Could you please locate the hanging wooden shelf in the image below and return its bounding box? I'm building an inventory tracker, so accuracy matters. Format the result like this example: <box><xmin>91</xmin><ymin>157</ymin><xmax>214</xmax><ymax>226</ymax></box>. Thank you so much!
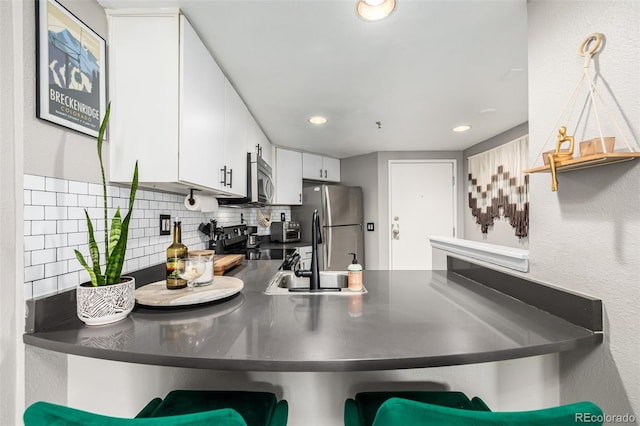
<box><xmin>524</xmin><ymin>152</ymin><xmax>640</xmax><ymax>174</ymax></box>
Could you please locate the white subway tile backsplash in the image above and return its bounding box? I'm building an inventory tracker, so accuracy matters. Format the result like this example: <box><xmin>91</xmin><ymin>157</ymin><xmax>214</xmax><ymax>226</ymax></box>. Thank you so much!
<box><xmin>31</xmin><ymin>248</ymin><xmax>56</xmax><ymax>265</ymax></box>
<box><xmin>32</xmin><ymin>220</ymin><xmax>57</xmax><ymax>235</ymax></box>
<box><xmin>32</xmin><ymin>277</ymin><xmax>58</xmax><ymax>298</ymax></box>
<box><xmin>31</xmin><ymin>190</ymin><xmax>57</xmax><ymax>206</ymax></box>
<box><xmin>45</xmin><ymin>206</ymin><xmax>67</xmax><ymax>221</ymax></box>
<box><xmin>57</xmin><ymin>193</ymin><xmax>78</xmax><ymax>206</ymax></box>
<box><xmin>57</xmin><ymin>220</ymin><xmax>78</xmax><ymax>234</ymax></box>
<box><xmin>24</xmin><ymin>235</ymin><xmax>45</xmax><ymax>251</ymax></box>
<box><xmin>24</xmin><ymin>175</ymin><xmax>45</xmax><ymax>190</ymax></box>
<box><xmin>24</xmin><ymin>283</ymin><xmax>33</xmax><ymax>300</ymax></box>
<box><xmin>88</xmin><ymin>183</ymin><xmax>102</xmax><ymax>196</ymax></box>
<box><xmin>45</xmin><ymin>177</ymin><xmax>68</xmax><ymax>193</ymax></box>
<box><xmin>46</xmin><ymin>234</ymin><xmax>68</xmax><ymax>249</ymax></box>
<box><xmin>23</xmin><ymin>173</ymin><xmax>291</xmax><ymax>300</ymax></box>
<box><xmin>24</xmin><ymin>205</ymin><xmax>45</xmax><ymax>221</ymax></box>
<box><xmin>25</xmin><ymin>265</ymin><xmax>45</xmax><ymax>282</ymax></box>
<box><xmin>45</xmin><ymin>261</ymin><xmax>68</xmax><ymax>278</ymax></box>
<box><xmin>77</xmin><ymin>194</ymin><xmax>97</xmax><ymax>208</ymax></box>
<box><xmin>68</xmin><ymin>180</ymin><xmax>88</xmax><ymax>194</ymax></box>
<box><xmin>56</xmin><ymin>246</ymin><xmax>76</xmax><ymax>261</ymax></box>
<box><xmin>57</xmin><ymin>272</ymin><xmax>80</xmax><ymax>291</ymax></box>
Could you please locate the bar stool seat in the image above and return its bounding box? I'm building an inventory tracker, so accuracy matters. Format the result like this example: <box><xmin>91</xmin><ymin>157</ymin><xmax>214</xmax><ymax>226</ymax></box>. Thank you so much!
<box><xmin>370</xmin><ymin>397</ymin><xmax>603</xmax><ymax>426</ymax></box>
<box><xmin>25</xmin><ymin>390</ymin><xmax>288</xmax><ymax>426</ymax></box>
<box><xmin>344</xmin><ymin>391</ymin><xmax>490</xmax><ymax>426</ymax></box>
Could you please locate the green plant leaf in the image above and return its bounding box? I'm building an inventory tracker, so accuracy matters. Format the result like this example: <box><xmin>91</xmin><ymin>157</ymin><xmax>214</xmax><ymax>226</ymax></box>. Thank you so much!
<box><xmin>98</xmin><ymin>102</ymin><xmax>111</xmax><ymax>258</ymax></box>
<box><xmin>108</xmin><ymin>208</ymin><xmax>122</xmax><ymax>260</ymax></box>
<box><xmin>105</xmin><ymin>161</ymin><xmax>138</xmax><ymax>285</ymax></box>
<box><xmin>74</xmin><ymin>249</ymin><xmax>98</xmax><ymax>287</ymax></box>
<box><xmin>84</xmin><ymin>209</ymin><xmax>105</xmax><ymax>286</ymax></box>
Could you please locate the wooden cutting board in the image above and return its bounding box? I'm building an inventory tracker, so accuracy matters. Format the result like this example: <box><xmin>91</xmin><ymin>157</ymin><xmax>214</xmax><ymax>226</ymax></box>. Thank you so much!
<box><xmin>213</xmin><ymin>254</ymin><xmax>245</xmax><ymax>275</ymax></box>
<box><xmin>135</xmin><ymin>277</ymin><xmax>243</xmax><ymax>307</ymax></box>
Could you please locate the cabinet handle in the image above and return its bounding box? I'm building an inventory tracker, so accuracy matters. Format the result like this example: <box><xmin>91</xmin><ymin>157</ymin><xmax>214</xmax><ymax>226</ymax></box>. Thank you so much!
<box><xmin>220</xmin><ymin>166</ymin><xmax>227</xmax><ymax>186</ymax></box>
<box><xmin>299</xmin><ymin>193</ymin><xmax>302</xmax><ymax>203</ymax></box>
<box><xmin>227</xmin><ymin>168</ymin><xmax>233</xmax><ymax>188</ymax></box>
<box><xmin>259</xmin><ymin>145</ymin><xmax>263</xmax><ymax>157</ymax></box>
<box><xmin>320</xmin><ymin>169</ymin><xmax>323</xmax><ymax>178</ymax></box>
<box><xmin>324</xmin><ymin>169</ymin><xmax>327</xmax><ymax>179</ymax></box>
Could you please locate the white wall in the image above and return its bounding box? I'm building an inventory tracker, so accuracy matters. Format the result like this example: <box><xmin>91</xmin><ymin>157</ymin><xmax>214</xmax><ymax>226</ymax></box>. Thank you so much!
<box><xmin>1</xmin><ymin>1</ymin><xmax>25</xmax><ymax>424</ymax></box>
<box><xmin>527</xmin><ymin>0</ymin><xmax>639</xmax><ymax>420</ymax></box>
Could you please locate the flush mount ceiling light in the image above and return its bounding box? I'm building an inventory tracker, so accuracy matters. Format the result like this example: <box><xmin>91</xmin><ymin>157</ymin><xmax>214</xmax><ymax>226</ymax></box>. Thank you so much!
<box><xmin>308</xmin><ymin>116</ymin><xmax>328</xmax><ymax>125</ymax></box>
<box><xmin>356</xmin><ymin>0</ymin><xmax>396</xmax><ymax>21</ymax></box>
<box><xmin>452</xmin><ymin>125</ymin><xmax>472</xmax><ymax>132</ymax></box>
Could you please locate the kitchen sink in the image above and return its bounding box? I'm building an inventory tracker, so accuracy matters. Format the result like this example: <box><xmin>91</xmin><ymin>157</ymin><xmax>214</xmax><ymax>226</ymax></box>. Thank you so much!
<box><xmin>264</xmin><ymin>271</ymin><xmax>367</xmax><ymax>295</ymax></box>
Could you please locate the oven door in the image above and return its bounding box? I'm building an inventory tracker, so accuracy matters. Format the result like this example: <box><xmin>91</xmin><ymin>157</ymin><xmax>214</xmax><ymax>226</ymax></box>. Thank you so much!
<box><xmin>255</xmin><ymin>157</ymin><xmax>274</xmax><ymax>204</ymax></box>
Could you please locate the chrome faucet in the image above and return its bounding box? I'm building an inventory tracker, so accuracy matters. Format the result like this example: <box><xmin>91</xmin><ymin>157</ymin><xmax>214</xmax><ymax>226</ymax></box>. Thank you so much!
<box><xmin>291</xmin><ymin>209</ymin><xmax>340</xmax><ymax>292</ymax></box>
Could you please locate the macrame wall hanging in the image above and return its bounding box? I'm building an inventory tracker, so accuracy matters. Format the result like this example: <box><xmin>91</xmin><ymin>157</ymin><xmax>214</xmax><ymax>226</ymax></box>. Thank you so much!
<box><xmin>468</xmin><ymin>135</ymin><xmax>529</xmax><ymax>238</ymax></box>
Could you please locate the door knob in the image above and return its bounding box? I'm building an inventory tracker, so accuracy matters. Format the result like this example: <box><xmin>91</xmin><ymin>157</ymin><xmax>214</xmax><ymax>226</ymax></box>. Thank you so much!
<box><xmin>391</xmin><ymin>223</ymin><xmax>400</xmax><ymax>240</ymax></box>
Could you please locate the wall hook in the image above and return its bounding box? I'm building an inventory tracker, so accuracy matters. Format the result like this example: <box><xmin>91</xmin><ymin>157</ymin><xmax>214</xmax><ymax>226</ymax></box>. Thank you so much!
<box><xmin>376</xmin><ymin>121</ymin><xmax>382</xmax><ymax>129</ymax></box>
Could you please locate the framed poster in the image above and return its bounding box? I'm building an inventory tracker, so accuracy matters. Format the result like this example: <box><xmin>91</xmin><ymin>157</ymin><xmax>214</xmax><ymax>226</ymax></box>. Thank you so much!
<box><xmin>36</xmin><ymin>0</ymin><xmax>107</xmax><ymax>138</ymax></box>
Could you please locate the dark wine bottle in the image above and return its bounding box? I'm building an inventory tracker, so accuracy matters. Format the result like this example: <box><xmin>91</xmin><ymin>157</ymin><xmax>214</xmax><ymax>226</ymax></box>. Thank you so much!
<box><xmin>166</xmin><ymin>221</ymin><xmax>188</xmax><ymax>289</ymax></box>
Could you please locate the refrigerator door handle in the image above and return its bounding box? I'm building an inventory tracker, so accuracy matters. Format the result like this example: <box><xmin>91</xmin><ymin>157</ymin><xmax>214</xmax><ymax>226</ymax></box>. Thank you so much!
<box><xmin>325</xmin><ymin>226</ymin><xmax>332</xmax><ymax>269</ymax></box>
<box><xmin>323</xmin><ymin>185</ymin><xmax>332</xmax><ymax>227</ymax></box>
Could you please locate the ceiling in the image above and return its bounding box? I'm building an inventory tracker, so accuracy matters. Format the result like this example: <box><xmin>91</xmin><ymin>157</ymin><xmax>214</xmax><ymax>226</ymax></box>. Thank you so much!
<box><xmin>98</xmin><ymin>0</ymin><xmax>529</xmax><ymax>159</ymax></box>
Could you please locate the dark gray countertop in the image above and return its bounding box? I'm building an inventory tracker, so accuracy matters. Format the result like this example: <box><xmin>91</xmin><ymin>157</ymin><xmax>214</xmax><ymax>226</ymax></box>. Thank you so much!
<box><xmin>23</xmin><ymin>260</ymin><xmax>602</xmax><ymax>371</ymax></box>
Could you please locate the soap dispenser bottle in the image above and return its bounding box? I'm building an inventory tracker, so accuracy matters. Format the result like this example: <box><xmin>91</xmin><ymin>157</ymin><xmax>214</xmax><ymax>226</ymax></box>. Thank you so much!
<box><xmin>347</xmin><ymin>252</ymin><xmax>363</xmax><ymax>292</ymax></box>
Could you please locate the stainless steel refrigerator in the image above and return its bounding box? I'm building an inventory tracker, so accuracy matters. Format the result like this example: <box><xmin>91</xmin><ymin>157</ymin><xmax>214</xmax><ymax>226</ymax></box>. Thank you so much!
<box><xmin>292</xmin><ymin>185</ymin><xmax>365</xmax><ymax>271</ymax></box>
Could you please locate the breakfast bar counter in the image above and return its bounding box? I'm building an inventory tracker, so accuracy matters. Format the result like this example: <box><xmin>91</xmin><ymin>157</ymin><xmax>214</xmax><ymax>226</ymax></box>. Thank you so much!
<box><xmin>23</xmin><ymin>258</ymin><xmax>602</xmax><ymax>372</ymax></box>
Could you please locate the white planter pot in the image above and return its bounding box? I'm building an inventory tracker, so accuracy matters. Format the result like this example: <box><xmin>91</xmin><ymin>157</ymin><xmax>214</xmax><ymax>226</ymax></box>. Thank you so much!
<box><xmin>76</xmin><ymin>277</ymin><xmax>135</xmax><ymax>326</ymax></box>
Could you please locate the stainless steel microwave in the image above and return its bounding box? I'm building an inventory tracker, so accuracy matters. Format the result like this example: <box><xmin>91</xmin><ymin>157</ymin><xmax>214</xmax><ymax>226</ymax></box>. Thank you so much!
<box><xmin>218</xmin><ymin>153</ymin><xmax>274</xmax><ymax>206</ymax></box>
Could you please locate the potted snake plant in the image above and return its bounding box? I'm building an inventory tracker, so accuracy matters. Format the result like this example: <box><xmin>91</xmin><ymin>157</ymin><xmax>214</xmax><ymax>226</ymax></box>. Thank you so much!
<box><xmin>74</xmin><ymin>103</ymin><xmax>139</xmax><ymax>325</ymax></box>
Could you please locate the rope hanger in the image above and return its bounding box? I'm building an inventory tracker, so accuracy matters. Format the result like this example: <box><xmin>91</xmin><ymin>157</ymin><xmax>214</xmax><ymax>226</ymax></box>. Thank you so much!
<box><xmin>530</xmin><ymin>32</ymin><xmax>636</xmax><ymax>170</ymax></box>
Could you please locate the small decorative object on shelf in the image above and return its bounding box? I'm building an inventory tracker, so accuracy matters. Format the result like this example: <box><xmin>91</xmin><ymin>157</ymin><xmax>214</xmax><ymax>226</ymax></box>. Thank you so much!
<box><xmin>525</xmin><ymin>32</ymin><xmax>640</xmax><ymax>190</ymax></box>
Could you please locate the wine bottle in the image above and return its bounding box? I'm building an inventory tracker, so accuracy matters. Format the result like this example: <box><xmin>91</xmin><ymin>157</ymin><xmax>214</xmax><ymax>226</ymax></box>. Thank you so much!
<box><xmin>166</xmin><ymin>221</ymin><xmax>188</xmax><ymax>289</ymax></box>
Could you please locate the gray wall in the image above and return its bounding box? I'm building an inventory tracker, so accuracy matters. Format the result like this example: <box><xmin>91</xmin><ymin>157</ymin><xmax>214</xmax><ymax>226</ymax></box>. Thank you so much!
<box><xmin>462</xmin><ymin>122</ymin><xmax>529</xmax><ymax>248</ymax></box>
<box><xmin>339</xmin><ymin>152</ymin><xmax>379</xmax><ymax>269</ymax></box>
<box><xmin>528</xmin><ymin>0</ymin><xmax>639</xmax><ymax>418</ymax></box>
<box><xmin>23</xmin><ymin>0</ymin><xmax>108</xmax><ymax>184</ymax></box>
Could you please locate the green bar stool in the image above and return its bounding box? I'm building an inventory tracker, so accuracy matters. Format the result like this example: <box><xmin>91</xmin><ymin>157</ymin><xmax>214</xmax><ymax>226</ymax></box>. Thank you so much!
<box><xmin>25</xmin><ymin>390</ymin><xmax>288</xmax><ymax>426</ymax></box>
<box><xmin>370</xmin><ymin>397</ymin><xmax>602</xmax><ymax>426</ymax></box>
<box><xmin>344</xmin><ymin>391</ymin><xmax>603</xmax><ymax>426</ymax></box>
<box><xmin>344</xmin><ymin>391</ymin><xmax>490</xmax><ymax>426</ymax></box>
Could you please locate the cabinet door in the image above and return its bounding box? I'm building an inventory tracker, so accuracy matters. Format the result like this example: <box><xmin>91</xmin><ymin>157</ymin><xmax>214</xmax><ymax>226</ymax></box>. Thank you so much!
<box><xmin>302</xmin><ymin>152</ymin><xmax>324</xmax><ymax>180</ymax></box>
<box><xmin>323</xmin><ymin>156</ymin><xmax>341</xmax><ymax>182</ymax></box>
<box><xmin>179</xmin><ymin>15</ymin><xmax>226</xmax><ymax>190</ymax></box>
<box><xmin>223</xmin><ymin>79</ymin><xmax>248</xmax><ymax>196</ymax></box>
<box><xmin>108</xmin><ymin>13</ymin><xmax>179</xmax><ymax>184</ymax></box>
<box><xmin>247</xmin><ymin>115</ymin><xmax>272</xmax><ymax>167</ymax></box>
<box><xmin>275</xmin><ymin>148</ymin><xmax>302</xmax><ymax>205</ymax></box>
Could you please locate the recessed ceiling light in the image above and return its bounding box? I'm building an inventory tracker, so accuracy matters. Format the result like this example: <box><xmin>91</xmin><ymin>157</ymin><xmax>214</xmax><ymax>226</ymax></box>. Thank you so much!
<box><xmin>452</xmin><ymin>125</ymin><xmax>472</xmax><ymax>132</ymax></box>
<box><xmin>356</xmin><ymin>0</ymin><xmax>396</xmax><ymax>21</ymax></box>
<box><xmin>309</xmin><ymin>116</ymin><xmax>328</xmax><ymax>125</ymax></box>
<box><xmin>479</xmin><ymin>108</ymin><xmax>496</xmax><ymax>114</ymax></box>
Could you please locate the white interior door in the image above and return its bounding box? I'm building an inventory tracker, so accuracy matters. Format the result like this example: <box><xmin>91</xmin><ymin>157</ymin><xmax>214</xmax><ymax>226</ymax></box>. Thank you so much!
<box><xmin>389</xmin><ymin>160</ymin><xmax>456</xmax><ymax>270</ymax></box>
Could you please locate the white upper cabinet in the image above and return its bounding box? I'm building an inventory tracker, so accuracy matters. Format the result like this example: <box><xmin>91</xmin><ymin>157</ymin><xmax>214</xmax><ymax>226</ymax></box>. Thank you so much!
<box><xmin>107</xmin><ymin>10</ymin><xmax>246</xmax><ymax>197</ymax></box>
<box><xmin>275</xmin><ymin>148</ymin><xmax>302</xmax><ymax>205</ymax></box>
<box><xmin>223</xmin><ymin>80</ymin><xmax>248</xmax><ymax>196</ymax></box>
<box><xmin>179</xmin><ymin>16</ymin><xmax>226</xmax><ymax>191</ymax></box>
<box><xmin>302</xmin><ymin>152</ymin><xmax>341</xmax><ymax>182</ymax></box>
<box><xmin>247</xmin><ymin>114</ymin><xmax>272</xmax><ymax>167</ymax></box>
